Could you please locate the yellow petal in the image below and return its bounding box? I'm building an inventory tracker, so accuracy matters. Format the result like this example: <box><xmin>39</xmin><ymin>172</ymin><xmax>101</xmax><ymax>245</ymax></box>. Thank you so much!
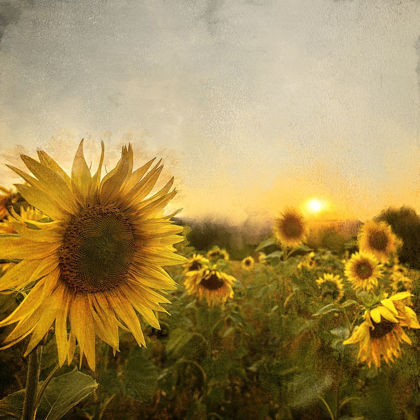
<box><xmin>71</xmin><ymin>139</ymin><xmax>92</xmax><ymax>204</ymax></box>
<box><xmin>100</xmin><ymin>145</ymin><xmax>133</xmax><ymax>204</ymax></box>
<box><xmin>24</xmin><ymin>286</ymin><xmax>62</xmax><ymax>356</ymax></box>
<box><xmin>0</xmin><ymin>259</ymin><xmax>41</xmax><ymax>291</ymax></box>
<box><xmin>0</xmin><ymin>279</ymin><xmax>46</xmax><ymax>326</ymax></box>
<box><xmin>0</xmin><ymin>236</ymin><xmax>60</xmax><ymax>260</ymax></box>
<box><xmin>88</xmin><ymin>141</ymin><xmax>105</xmax><ymax>203</ymax></box>
<box><xmin>55</xmin><ymin>288</ymin><xmax>71</xmax><ymax>366</ymax></box>
<box><xmin>11</xmin><ymin>222</ymin><xmax>61</xmax><ymax>243</ymax></box>
<box><xmin>370</xmin><ymin>308</ymin><xmax>382</xmax><ymax>323</ymax></box>
<box><xmin>123</xmin><ymin>163</ymin><xmax>163</xmax><ymax>207</ymax></box>
<box><xmin>377</xmin><ymin>306</ymin><xmax>398</xmax><ymax>323</ymax></box>
<box><xmin>111</xmin><ymin>292</ymin><xmax>145</xmax><ymax>347</ymax></box>
<box><xmin>390</xmin><ymin>291</ymin><xmax>412</xmax><ymax>301</ymax></box>
<box><xmin>20</xmin><ymin>155</ymin><xmax>79</xmax><ymax>214</ymax></box>
<box><xmin>15</xmin><ymin>184</ymin><xmax>66</xmax><ymax>221</ymax></box>
<box><xmin>37</xmin><ymin>150</ymin><xmax>72</xmax><ymax>188</ymax></box>
<box><xmin>122</xmin><ymin>157</ymin><xmax>156</xmax><ymax>194</ymax></box>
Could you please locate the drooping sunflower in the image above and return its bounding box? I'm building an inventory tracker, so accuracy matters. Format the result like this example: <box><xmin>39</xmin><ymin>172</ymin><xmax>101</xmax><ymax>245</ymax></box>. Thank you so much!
<box><xmin>358</xmin><ymin>220</ymin><xmax>401</xmax><ymax>263</ymax></box>
<box><xmin>316</xmin><ymin>273</ymin><xmax>344</xmax><ymax>303</ymax></box>
<box><xmin>241</xmin><ymin>256</ymin><xmax>255</xmax><ymax>271</ymax></box>
<box><xmin>183</xmin><ymin>254</ymin><xmax>209</xmax><ymax>273</ymax></box>
<box><xmin>273</xmin><ymin>209</ymin><xmax>308</xmax><ymax>248</ymax></box>
<box><xmin>207</xmin><ymin>246</ymin><xmax>230</xmax><ymax>261</ymax></box>
<box><xmin>343</xmin><ymin>292</ymin><xmax>420</xmax><ymax>367</ymax></box>
<box><xmin>345</xmin><ymin>252</ymin><xmax>383</xmax><ymax>292</ymax></box>
<box><xmin>0</xmin><ymin>141</ymin><xmax>184</xmax><ymax>370</ymax></box>
<box><xmin>184</xmin><ymin>268</ymin><xmax>236</xmax><ymax>306</ymax></box>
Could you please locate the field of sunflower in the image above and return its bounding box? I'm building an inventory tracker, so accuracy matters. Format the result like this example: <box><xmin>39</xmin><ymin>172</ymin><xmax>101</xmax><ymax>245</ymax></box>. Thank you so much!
<box><xmin>1</xmin><ymin>143</ymin><xmax>420</xmax><ymax>420</ymax></box>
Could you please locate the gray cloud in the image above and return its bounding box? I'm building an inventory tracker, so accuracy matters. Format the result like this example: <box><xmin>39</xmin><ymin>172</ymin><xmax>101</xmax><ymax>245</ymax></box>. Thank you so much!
<box><xmin>0</xmin><ymin>0</ymin><xmax>32</xmax><ymax>47</ymax></box>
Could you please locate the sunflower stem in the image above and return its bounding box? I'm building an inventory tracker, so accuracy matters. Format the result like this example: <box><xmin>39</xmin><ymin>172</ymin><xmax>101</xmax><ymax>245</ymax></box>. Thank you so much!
<box><xmin>22</xmin><ymin>346</ymin><xmax>42</xmax><ymax>420</ymax></box>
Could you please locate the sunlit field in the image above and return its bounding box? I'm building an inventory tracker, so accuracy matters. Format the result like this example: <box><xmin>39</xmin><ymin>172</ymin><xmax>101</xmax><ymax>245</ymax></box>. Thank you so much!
<box><xmin>1</xmin><ymin>143</ymin><xmax>420</xmax><ymax>420</ymax></box>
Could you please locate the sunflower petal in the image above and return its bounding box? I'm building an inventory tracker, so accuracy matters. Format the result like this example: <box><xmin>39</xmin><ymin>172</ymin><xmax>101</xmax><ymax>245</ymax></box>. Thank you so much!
<box><xmin>71</xmin><ymin>139</ymin><xmax>92</xmax><ymax>203</ymax></box>
<box><xmin>15</xmin><ymin>184</ymin><xmax>66</xmax><ymax>221</ymax></box>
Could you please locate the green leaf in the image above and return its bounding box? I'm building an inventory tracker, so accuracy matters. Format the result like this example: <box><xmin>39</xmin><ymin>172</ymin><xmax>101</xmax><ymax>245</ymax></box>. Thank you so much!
<box><xmin>265</xmin><ymin>250</ymin><xmax>284</xmax><ymax>260</ymax></box>
<box><xmin>122</xmin><ymin>347</ymin><xmax>158</xmax><ymax>402</ymax></box>
<box><xmin>0</xmin><ymin>368</ymin><xmax>97</xmax><ymax>420</ymax></box>
<box><xmin>39</xmin><ymin>368</ymin><xmax>97</xmax><ymax>420</ymax></box>
<box><xmin>341</xmin><ymin>299</ymin><xmax>358</xmax><ymax>308</ymax></box>
<box><xmin>256</xmin><ymin>236</ymin><xmax>277</xmax><ymax>251</ymax></box>
<box><xmin>0</xmin><ymin>389</ymin><xmax>24</xmax><ymax>419</ymax></box>
<box><xmin>166</xmin><ymin>328</ymin><xmax>194</xmax><ymax>357</ymax></box>
<box><xmin>330</xmin><ymin>327</ymin><xmax>349</xmax><ymax>340</ymax></box>
<box><xmin>313</xmin><ymin>303</ymin><xmax>341</xmax><ymax>317</ymax></box>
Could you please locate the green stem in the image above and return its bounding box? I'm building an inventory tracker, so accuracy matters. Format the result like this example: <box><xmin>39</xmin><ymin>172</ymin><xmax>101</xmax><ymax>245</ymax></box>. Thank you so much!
<box><xmin>318</xmin><ymin>395</ymin><xmax>335</xmax><ymax>420</ymax></box>
<box><xmin>22</xmin><ymin>347</ymin><xmax>42</xmax><ymax>420</ymax></box>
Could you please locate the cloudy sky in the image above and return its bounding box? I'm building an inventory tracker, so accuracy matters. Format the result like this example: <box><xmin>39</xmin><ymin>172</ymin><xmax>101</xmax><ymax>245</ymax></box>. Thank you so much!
<box><xmin>1</xmin><ymin>0</ymin><xmax>420</xmax><ymax>223</ymax></box>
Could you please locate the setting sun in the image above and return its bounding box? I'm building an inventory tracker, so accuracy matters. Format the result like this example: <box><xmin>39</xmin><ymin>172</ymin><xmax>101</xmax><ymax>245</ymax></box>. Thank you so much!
<box><xmin>306</xmin><ymin>198</ymin><xmax>324</xmax><ymax>214</ymax></box>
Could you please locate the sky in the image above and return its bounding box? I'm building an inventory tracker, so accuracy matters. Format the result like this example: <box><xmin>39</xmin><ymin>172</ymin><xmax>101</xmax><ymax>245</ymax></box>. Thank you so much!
<box><xmin>1</xmin><ymin>0</ymin><xmax>420</xmax><ymax>224</ymax></box>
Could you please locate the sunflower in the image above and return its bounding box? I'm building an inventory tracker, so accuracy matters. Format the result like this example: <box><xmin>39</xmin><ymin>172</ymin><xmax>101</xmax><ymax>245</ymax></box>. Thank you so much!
<box><xmin>184</xmin><ymin>268</ymin><xmax>236</xmax><ymax>306</ymax></box>
<box><xmin>183</xmin><ymin>254</ymin><xmax>209</xmax><ymax>273</ymax></box>
<box><xmin>343</xmin><ymin>292</ymin><xmax>420</xmax><ymax>367</ymax></box>
<box><xmin>297</xmin><ymin>251</ymin><xmax>316</xmax><ymax>270</ymax></box>
<box><xmin>0</xmin><ymin>205</ymin><xmax>45</xmax><ymax>234</ymax></box>
<box><xmin>258</xmin><ymin>252</ymin><xmax>267</xmax><ymax>264</ymax></box>
<box><xmin>316</xmin><ymin>273</ymin><xmax>344</xmax><ymax>303</ymax></box>
<box><xmin>207</xmin><ymin>246</ymin><xmax>230</xmax><ymax>261</ymax></box>
<box><xmin>0</xmin><ymin>187</ymin><xmax>19</xmax><ymax>221</ymax></box>
<box><xmin>358</xmin><ymin>220</ymin><xmax>401</xmax><ymax>263</ymax></box>
<box><xmin>273</xmin><ymin>209</ymin><xmax>308</xmax><ymax>248</ymax></box>
<box><xmin>345</xmin><ymin>252</ymin><xmax>383</xmax><ymax>292</ymax></box>
<box><xmin>0</xmin><ymin>141</ymin><xmax>184</xmax><ymax>370</ymax></box>
<box><xmin>241</xmin><ymin>256</ymin><xmax>255</xmax><ymax>271</ymax></box>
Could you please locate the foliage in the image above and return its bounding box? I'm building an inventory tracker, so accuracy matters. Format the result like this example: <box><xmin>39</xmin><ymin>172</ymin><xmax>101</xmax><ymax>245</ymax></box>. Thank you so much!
<box><xmin>1</xmin><ymin>227</ymin><xmax>420</xmax><ymax>419</ymax></box>
<box><xmin>375</xmin><ymin>205</ymin><xmax>420</xmax><ymax>269</ymax></box>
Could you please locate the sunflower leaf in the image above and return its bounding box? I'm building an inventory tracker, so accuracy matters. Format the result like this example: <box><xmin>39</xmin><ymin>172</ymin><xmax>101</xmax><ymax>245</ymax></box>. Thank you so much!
<box><xmin>313</xmin><ymin>303</ymin><xmax>341</xmax><ymax>317</ymax></box>
<box><xmin>39</xmin><ymin>368</ymin><xmax>98</xmax><ymax>420</ymax></box>
<box><xmin>122</xmin><ymin>347</ymin><xmax>158</xmax><ymax>402</ymax></box>
<box><xmin>0</xmin><ymin>388</ymin><xmax>24</xmax><ymax>419</ymax></box>
<box><xmin>256</xmin><ymin>236</ymin><xmax>277</xmax><ymax>251</ymax></box>
<box><xmin>0</xmin><ymin>368</ymin><xmax>97</xmax><ymax>420</ymax></box>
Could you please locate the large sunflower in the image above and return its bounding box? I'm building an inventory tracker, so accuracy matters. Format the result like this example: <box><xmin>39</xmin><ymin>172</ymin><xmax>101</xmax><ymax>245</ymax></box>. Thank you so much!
<box><xmin>343</xmin><ymin>292</ymin><xmax>420</xmax><ymax>367</ymax></box>
<box><xmin>273</xmin><ymin>209</ymin><xmax>308</xmax><ymax>248</ymax></box>
<box><xmin>184</xmin><ymin>268</ymin><xmax>236</xmax><ymax>306</ymax></box>
<box><xmin>345</xmin><ymin>252</ymin><xmax>383</xmax><ymax>292</ymax></box>
<box><xmin>358</xmin><ymin>220</ymin><xmax>401</xmax><ymax>263</ymax></box>
<box><xmin>316</xmin><ymin>273</ymin><xmax>344</xmax><ymax>303</ymax></box>
<box><xmin>0</xmin><ymin>141</ymin><xmax>184</xmax><ymax>370</ymax></box>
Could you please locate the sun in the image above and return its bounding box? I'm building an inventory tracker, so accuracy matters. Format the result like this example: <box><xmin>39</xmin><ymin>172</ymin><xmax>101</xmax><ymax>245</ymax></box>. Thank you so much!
<box><xmin>305</xmin><ymin>198</ymin><xmax>324</xmax><ymax>215</ymax></box>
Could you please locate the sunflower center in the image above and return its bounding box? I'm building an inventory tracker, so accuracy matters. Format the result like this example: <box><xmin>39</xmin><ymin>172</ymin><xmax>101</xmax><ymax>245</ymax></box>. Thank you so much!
<box><xmin>189</xmin><ymin>261</ymin><xmax>202</xmax><ymax>271</ymax></box>
<box><xmin>59</xmin><ymin>204</ymin><xmax>135</xmax><ymax>293</ymax></box>
<box><xmin>355</xmin><ymin>261</ymin><xmax>373</xmax><ymax>280</ymax></box>
<box><xmin>281</xmin><ymin>216</ymin><xmax>304</xmax><ymax>239</ymax></box>
<box><xmin>369</xmin><ymin>319</ymin><xmax>395</xmax><ymax>339</ymax></box>
<box><xmin>201</xmin><ymin>273</ymin><xmax>225</xmax><ymax>291</ymax></box>
<box><xmin>368</xmin><ymin>230</ymin><xmax>389</xmax><ymax>251</ymax></box>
